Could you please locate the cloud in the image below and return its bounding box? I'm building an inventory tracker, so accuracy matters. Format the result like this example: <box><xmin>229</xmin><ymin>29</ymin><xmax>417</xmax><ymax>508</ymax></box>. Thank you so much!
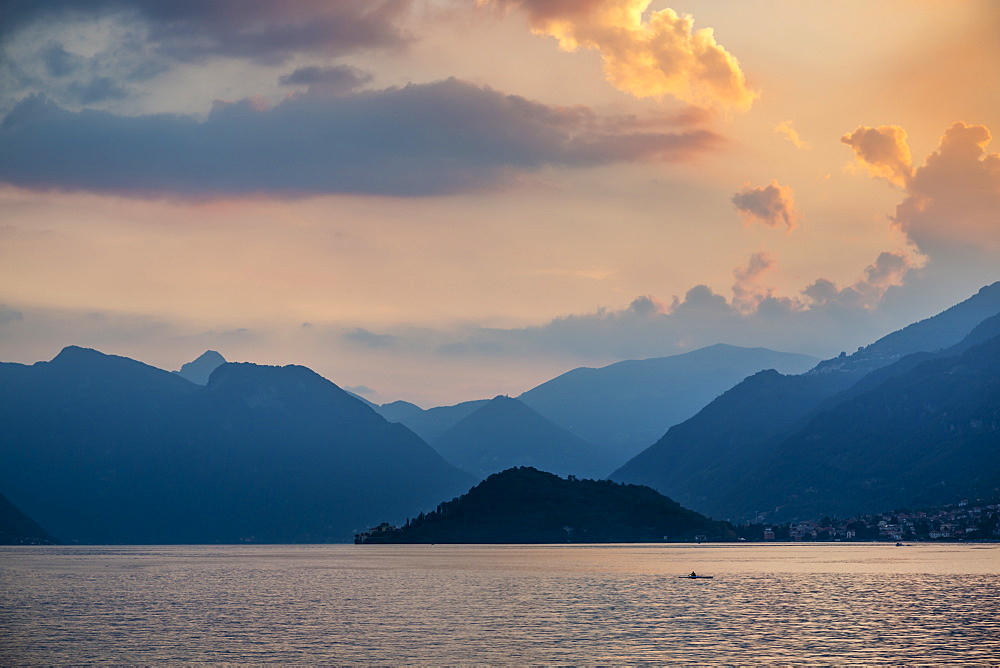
<box><xmin>0</xmin><ymin>304</ymin><xmax>25</xmax><ymax>324</ymax></box>
<box><xmin>278</xmin><ymin>65</ymin><xmax>373</xmax><ymax>93</ymax></box>
<box><xmin>803</xmin><ymin>251</ymin><xmax>914</xmax><ymax>310</ymax></box>
<box><xmin>0</xmin><ymin>0</ymin><xmax>413</xmax><ymax>63</ymax></box>
<box><xmin>343</xmin><ymin>328</ymin><xmax>397</xmax><ymax>349</ymax></box>
<box><xmin>841</xmin><ymin>125</ymin><xmax>913</xmax><ymax>188</ymax></box>
<box><xmin>330</xmin><ymin>246</ymin><xmax>922</xmax><ymax>366</ymax></box>
<box><xmin>485</xmin><ymin>0</ymin><xmax>757</xmax><ymax>111</ymax></box>
<box><xmin>731</xmin><ymin>181</ymin><xmax>799</xmax><ymax>231</ymax></box>
<box><xmin>774</xmin><ymin>120</ymin><xmax>809</xmax><ymax>149</ymax></box>
<box><xmin>0</xmin><ymin>1</ymin><xmax>414</xmax><ymax>114</ymax></box>
<box><xmin>894</xmin><ymin>121</ymin><xmax>1000</xmax><ymax>257</ymax></box>
<box><xmin>844</xmin><ymin>121</ymin><xmax>1000</xmax><ymax>262</ymax></box>
<box><xmin>731</xmin><ymin>251</ymin><xmax>779</xmax><ymax>312</ymax></box>
<box><xmin>0</xmin><ymin>81</ymin><xmax>721</xmax><ymax>198</ymax></box>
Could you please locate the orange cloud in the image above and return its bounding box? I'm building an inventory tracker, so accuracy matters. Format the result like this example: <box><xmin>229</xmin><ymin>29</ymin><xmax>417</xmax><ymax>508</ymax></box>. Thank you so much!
<box><xmin>774</xmin><ymin>120</ymin><xmax>810</xmax><ymax>149</ymax></box>
<box><xmin>841</xmin><ymin>125</ymin><xmax>913</xmax><ymax>188</ymax></box>
<box><xmin>894</xmin><ymin>122</ymin><xmax>1000</xmax><ymax>256</ymax></box>
<box><xmin>485</xmin><ymin>0</ymin><xmax>757</xmax><ymax>111</ymax></box>
<box><xmin>731</xmin><ymin>180</ymin><xmax>799</xmax><ymax>232</ymax></box>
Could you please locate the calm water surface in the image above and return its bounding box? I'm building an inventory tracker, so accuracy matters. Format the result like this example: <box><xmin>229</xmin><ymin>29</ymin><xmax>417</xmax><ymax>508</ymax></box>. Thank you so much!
<box><xmin>2</xmin><ymin>543</ymin><xmax>998</xmax><ymax>665</ymax></box>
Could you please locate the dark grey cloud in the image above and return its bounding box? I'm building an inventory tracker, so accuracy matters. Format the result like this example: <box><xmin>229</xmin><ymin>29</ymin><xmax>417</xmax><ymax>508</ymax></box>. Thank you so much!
<box><xmin>66</xmin><ymin>76</ymin><xmax>129</xmax><ymax>104</ymax></box>
<box><xmin>278</xmin><ymin>65</ymin><xmax>373</xmax><ymax>92</ymax></box>
<box><xmin>40</xmin><ymin>44</ymin><xmax>77</xmax><ymax>77</ymax></box>
<box><xmin>0</xmin><ymin>80</ymin><xmax>721</xmax><ymax>197</ymax></box>
<box><xmin>0</xmin><ymin>0</ymin><xmax>412</xmax><ymax>63</ymax></box>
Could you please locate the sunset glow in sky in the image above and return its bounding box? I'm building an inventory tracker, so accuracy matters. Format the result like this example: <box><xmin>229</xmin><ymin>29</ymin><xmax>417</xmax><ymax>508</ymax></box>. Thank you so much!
<box><xmin>2</xmin><ymin>0</ymin><xmax>998</xmax><ymax>406</ymax></box>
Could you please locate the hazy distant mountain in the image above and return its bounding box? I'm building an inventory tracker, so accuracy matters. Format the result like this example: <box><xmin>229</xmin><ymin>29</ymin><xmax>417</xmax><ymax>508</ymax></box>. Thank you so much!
<box><xmin>358</xmin><ymin>466</ymin><xmax>725</xmax><ymax>544</ymax></box>
<box><xmin>376</xmin><ymin>400</ymin><xmax>424</xmax><ymax>422</ymax></box>
<box><xmin>174</xmin><ymin>349</ymin><xmax>226</xmax><ymax>385</ymax></box>
<box><xmin>611</xmin><ymin>282</ymin><xmax>1000</xmax><ymax>520</ymax></box>
<box><xmin>390</xmin><ymin>399</ymin><xmax>490</xmax><ymax>443</ymax></box>
<box><xmin>0</xmin><ymin>347</ymin><xmax>473</xmax><ymax>544</ymax></box>
<box><xmin>432</xmin><ymin>396</ymin><xmax>617</xmax><ymax>479</ymax></box>
<box><xmin>0</xmin><ymin>492</ymin><xmax>58</xmax><ymax>545</ymax></box>
<box><xmin>808</xmin><ymin>282</ymin><xmax>1000</xmax><ymax>376</ymax></box>
<box><xmin>519</xmin><ymin>343</ymin><xmax>819</xmax><ymax>459</ymax></box>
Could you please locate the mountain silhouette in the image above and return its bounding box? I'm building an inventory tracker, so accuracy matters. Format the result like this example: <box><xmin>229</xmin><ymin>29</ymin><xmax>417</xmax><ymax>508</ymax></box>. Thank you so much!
<box><xmin>0</xmin><ymin>491</ymin><xmax>58</xmax><ymax>545</ymax></box>
<box><xmin>387</xmin><ymin>399</ymin><xmax>490</xmax><ymax>443</ymax></box>
<box><xmin>0</xmin><ymin>348</ymin><xmax>473</xmax><ymax>543</ymax></box>
<box><xmin>174</xmin><ymin>350</ymin><xmax>227</xmax><ymax>385</ymax></box>
<box><xmin>611</xmin><ymin>282</ymin><xmax>1000</xmax><ymax>520</ymax></box>
<box><xmin>724</xmin><ymin>328</ymin><xmax>1000</xmax><ymax>519</ymax></box>
<box><xmin>376</xmin><ymin>399</ymin><xmax>424</xmax><ymax>422</ymax></box>
<box><xmin>431</xmin><ymin>396</ymin><xmax>617</xmax><ymax>479</ymax></box>
<box><xmin>519</xmin><ymin>343</ymin><xmax>818</xmax><ymax>460</ymax></box>
<box><xmin>357</xmin><ymin>466</ymin><xmax>725</xmax><ymax>543</ymax></box>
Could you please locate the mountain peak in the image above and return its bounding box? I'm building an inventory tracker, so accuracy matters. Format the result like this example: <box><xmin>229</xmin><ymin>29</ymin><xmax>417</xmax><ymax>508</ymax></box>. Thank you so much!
<box><xmin>174</xmin><ymin>350</ymin><xmax>227</xmax><ymax>385</ymax></box>
<box><xmin>50</xmin><ymin>345</ymin><xmax>106</xmax><ymax>363</ymax></box>
<box><xmin>433</xmin><ymin>396</ymin><xmax>615</xmax><ymax>479</ymax></box>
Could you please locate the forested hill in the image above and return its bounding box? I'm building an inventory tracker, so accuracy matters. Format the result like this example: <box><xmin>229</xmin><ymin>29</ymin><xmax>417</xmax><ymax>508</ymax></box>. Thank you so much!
<box><xmin>356</xmin><ymin>467</ymin><xmax>728</xmax><ymax>544</ymax></box>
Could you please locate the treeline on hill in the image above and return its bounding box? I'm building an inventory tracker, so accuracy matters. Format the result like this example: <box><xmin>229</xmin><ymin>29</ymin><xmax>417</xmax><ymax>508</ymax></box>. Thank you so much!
<box><xmin>356</xmin><ymin>467</ymin><xmax>729</xmax><ymax>544</ymax></box>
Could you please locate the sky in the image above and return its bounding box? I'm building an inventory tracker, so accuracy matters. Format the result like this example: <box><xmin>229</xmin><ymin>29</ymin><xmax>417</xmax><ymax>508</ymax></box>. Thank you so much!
<box><xmin>1</xmin><ymin>0</ymin><xmax>998</xmax><ymax>407</ymax></box>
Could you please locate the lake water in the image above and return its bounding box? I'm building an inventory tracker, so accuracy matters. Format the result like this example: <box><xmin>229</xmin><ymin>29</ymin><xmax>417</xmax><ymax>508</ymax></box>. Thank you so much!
<box><xmin>1</xmin><ymin>543</ymin><xmax>998</xmax><ymax>665</ymax></box>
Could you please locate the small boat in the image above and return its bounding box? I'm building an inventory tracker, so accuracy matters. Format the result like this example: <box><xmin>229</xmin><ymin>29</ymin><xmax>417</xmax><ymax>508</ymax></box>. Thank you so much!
<box><xmin>678</xmin><ymin>574</ymin><xmax>713</xmax><ymax>579</ymax></box>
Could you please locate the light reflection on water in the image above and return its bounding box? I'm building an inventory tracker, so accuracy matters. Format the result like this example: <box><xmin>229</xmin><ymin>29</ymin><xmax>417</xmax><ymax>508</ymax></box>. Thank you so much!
<box><xmin>1</xmin><ymin>543</ymin><xmax>998</xmax><ymax>665</ymax></box>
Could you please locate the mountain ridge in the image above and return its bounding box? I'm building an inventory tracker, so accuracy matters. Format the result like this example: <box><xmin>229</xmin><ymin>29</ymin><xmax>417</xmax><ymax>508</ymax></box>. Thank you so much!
<box><xmin>432</xmin><ymin>395</ymin><xmax>616</xmax><ymax>479</ymax></box>
<box><xmin>0</xmin><ymin>348</ymin><xmax>474</xmax><ymax>544</ymax></box>
<box><xmin>611</xmin><ymin>282</ymin><xmax>1000</xmax><ymax>520</ymax></box>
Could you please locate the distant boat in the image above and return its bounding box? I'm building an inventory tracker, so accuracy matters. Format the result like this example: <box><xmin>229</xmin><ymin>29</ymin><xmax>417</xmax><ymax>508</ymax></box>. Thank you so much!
<box><xmin>678</xmin><ymin>574</ymin><xmax>713</xmax><ymax>579</ymax></box>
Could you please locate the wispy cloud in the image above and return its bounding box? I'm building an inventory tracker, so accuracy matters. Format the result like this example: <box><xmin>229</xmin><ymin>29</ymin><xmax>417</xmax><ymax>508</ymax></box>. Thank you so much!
<box><xmin>0</xmin><ymin>0</ymin><xmax>413</xmax><ymax>62</ymax></box>
<box><xmin>774</xmin><ymin>120</ymin><xmax>809</xmax><ymax>149</ymax></box>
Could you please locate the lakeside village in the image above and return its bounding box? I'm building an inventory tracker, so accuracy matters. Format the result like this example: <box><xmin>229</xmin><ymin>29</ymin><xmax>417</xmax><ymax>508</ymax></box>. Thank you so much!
<box><xmin>356</xmin><ymin>499</ymin><xmax>1000</xmax><ymax>544</ymax></box>
<box><xmin>737</xmin><ymin>499</ymin><xmax>1000</xmax><ymax>542</ymax></box>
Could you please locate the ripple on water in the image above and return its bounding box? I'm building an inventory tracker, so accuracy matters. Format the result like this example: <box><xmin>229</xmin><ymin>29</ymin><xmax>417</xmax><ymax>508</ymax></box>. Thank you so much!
<box><xmin>1</xmin><ymin>543</ymin><xmax>998</xmax><ymax>664</ymax></box>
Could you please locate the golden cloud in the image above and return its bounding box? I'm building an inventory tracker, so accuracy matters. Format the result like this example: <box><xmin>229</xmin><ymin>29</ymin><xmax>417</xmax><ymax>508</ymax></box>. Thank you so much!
<box><xmin>841</xmin><ymin>125</ymin><xmax>913</xmax><ymax>188</ymax></box>
<box><xmin>774</xmin><ymin>120</ymin><xmax>810</xmax><ymax>150</ymax></box>
<box><xmin>485</xmin><ymin>0</ymin><xmax>757</xmax><ymax>111</ymax></box>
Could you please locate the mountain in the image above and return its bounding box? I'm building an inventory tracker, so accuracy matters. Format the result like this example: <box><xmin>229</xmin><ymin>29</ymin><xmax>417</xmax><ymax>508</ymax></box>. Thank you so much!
<box><xmin>376</xmin><ymin>400</ymin><xmax>424</xmax><ymax>422</ymax></box>
<box><xmin>808</xmin><ymin>282</ymin><xmax>1000</xmax><ymax>376</ymax></box>
<box><xmin>722</xmin><ymin>330</ymin><xmax>1000</xmax><ymax>520</ymax></box>
<box><xmin>391</xmin><ymin>399</ymin><xmax>490</xmax><ymax>443</ymax></box>
<box><xmin>357</xmin><ymin>466</ymin><xmax>726</xmax><ymax>543</ymax></box>
<box><xmin>174</xmin><ymin>350</ymin><xmax>226</xmax><ymax>385</ymax></box>
<box><xmin>0</xmin><ymin>492</ymin><xmax>58</xmax><ymax>545</ymax></box>
<box><xmin>611</xmin><ymin>282</ymin><xmax>1000</xmax><ymax>520</ymax></box>
<box><xmin>431</xmin><ymin>396</ymin><xmax>617</xmax><ymax>479</ymax></box>
<box><xmin>519</xmin><ymin>344</ymin><xmax>819</xmax><ymax>460</ymax></box>
<box><xmin>0</xmin><ymin>347</ymin><xmax>474</xmax><ymax>544</ymax></box>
